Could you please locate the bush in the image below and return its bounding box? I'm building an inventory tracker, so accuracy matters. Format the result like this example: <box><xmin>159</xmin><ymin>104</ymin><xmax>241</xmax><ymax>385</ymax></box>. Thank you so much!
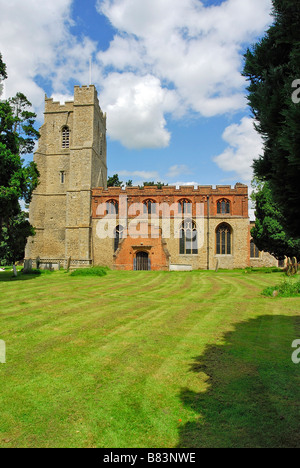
<box><xmin>245</xmin><ymin>267</ymin><xmax>283</xmax><ymax>274</ymax></box>
<box><xmin>70</xmin><ymin>267</ymin><xmax>108</xmax><ymax>277</ymax></box>
<box><xmin>262</xmin><ymin>278</ymin><xmax>300</xmax><ymax>297</ymax></box>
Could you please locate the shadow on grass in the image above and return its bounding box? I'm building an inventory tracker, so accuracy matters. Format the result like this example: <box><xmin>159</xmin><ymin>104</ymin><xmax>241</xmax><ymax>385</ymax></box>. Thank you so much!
<box><xmin>178</xmin><ymin>315</ymin><xmax>300</xmax><ymax>448</ymax></box>
<box><xmin>0</xmin><ymin>271</ymin><xmax>42</xmax><ymax>282</ymax></box>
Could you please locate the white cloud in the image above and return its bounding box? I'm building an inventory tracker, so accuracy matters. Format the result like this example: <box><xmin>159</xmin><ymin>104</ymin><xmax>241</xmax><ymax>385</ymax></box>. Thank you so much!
<box><xmin>101</xmin><ymin>73</ymin><xmax>175</xmax><ymax>149</ymax></box>
<box><xmin>50</xmin><ymin>93</ymin><xmax>74</xmax><ymax>105</ymax></box>
<box><xmin>174</xmin><ymin>181</ymin><xmax>200</xmax><ymax>189</ymax></box>
<box><xmin>166</xmin><ymin>165</ymin><xmax>191</xmax><ymax>179</ymax></box>
<box><xmin>0</xmin><ymin>0</ymin><xmax>273</xmax><ymax>150</ymax></box>
<box><xmin>97</xmin><ymin>0</ymin><xmax>273</xmax><ymax>123</ymax></box>
<box><xmin>0</xmin><ymin>0</ymin><xmax>97</xmax><ymax>118</ymax></box>
<box><xmin>213</xmin><ymin>117</ymin><xmax>264</xmax><ymax>182</ymax></box>
<box><xmin>118</xmin><ymin>170</ymin><xmax>160</xmax><ymax>180</ymax></box>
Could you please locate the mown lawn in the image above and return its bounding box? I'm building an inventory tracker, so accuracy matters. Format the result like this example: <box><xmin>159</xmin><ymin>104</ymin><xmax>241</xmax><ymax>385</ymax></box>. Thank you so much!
<box><xmin>0</xmin><ymin>269</ymin><xmax>299</xmax><ymax>448</ymax></box>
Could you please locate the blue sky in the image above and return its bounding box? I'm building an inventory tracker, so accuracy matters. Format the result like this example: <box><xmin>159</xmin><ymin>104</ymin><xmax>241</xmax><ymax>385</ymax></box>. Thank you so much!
<box><xmin>0</xmin><ymin>0</ymin><xmax>273</xmax><ymax>191</ymax></box>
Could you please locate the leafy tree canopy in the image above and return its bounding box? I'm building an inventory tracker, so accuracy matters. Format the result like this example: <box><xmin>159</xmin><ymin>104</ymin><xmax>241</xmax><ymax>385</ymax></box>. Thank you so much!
<box><xmin>243</xmin><ymin>0</ymin><xmax>300</xmax><ymax>237</ymax></box>
<box><xmin>0</xmin><ymin>54</ymin><xmax>39</xmax><ymax>264</ymax></box>
<box><xmin>251</xmin><ymin>180</ymin><xmax>300</xmax><ymax>260</ymax></box>
<box><xmin>0</xmin><ymin>53</ymin><xmax>7</xmax><ymax>81</ymax></box>
<box><xmin>107</xmin><ymin>174</ymin><xmax>123</xmax><ymax>187</ymax></box>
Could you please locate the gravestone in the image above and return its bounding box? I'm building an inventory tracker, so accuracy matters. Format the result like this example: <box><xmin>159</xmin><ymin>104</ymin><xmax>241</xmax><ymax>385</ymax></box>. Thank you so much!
<box><xmin>0</xmin><ymin>340</ymin><xmax>5</xmax><ymax>364</ymax></box>
<box><xmin>66</xmin><ymin>257</ymin><xmax>71</xmax><ymax>271</ymax></box>
<box><xmin>40</xmin><ymin>262</ymin><xmax>60</xmax><ymax>271</ymax></box>
<box><xmin>23</xmin><ymin>259</ymin><xmax>33</xmax><ymax>273</ymax></box>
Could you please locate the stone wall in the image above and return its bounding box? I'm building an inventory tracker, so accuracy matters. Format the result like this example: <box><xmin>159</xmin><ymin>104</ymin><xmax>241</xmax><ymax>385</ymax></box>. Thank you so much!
<box><xmin>25</xmin><ymin>85</ymin><xmax>107</xmax><ymax>265</ymax></box>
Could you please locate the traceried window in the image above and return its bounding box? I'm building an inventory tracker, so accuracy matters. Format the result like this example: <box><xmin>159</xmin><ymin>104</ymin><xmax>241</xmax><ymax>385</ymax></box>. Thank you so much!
<box><xmin>178</xmin><ymin>199</ymin><xmax>192</xmax><ymax>215</ymax></box>
<box><xmin>180</xmin><ymin>219</ymin><xmax>198</xmax><ymax>255</ymax></box>
<box><xmin>250</xmin><ymin>240</ymin><xmax>260</xmax><ymax>259</ymax></box>
<box><xmin>217</xmin><ymin>199</ymin><xmax>230</xmax><ymax>215</ymax></box>
<box><xmin>143</xmin><ymin>199</ymin><xmax>156</xmax><ymax>215</ymax></box>
<box><xmin>62</xmin><ymin>126</ymin><xmax>70</xmax><ymax>149</ymax></box>
<box><xmin>216</xmin><ymin>223</ymin><xmax>232</xmax><ymax>255</ymax></box>
<box><xmin>114</xmin><ymin>225</ymin><xmax>124</xmax><ymax>252</ymax></box>
<box><xmin>106</xmin><ymin>199</ymin><xmax>119</xmax><ymax>215</ymax></box>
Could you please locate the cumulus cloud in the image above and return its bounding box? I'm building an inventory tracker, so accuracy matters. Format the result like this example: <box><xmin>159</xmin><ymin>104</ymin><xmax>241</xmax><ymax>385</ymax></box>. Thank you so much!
<box><xmin>97</xmin><ymin>0</ymin><xmax>272</xmax><ymax>121</ymax></box>
<box><xmin>166</xmin><ymin>165</ymin><xmax>192</xmax><ymax>179</ymax></box>
<box><xmin>213</xmin><ymin>117</ymin><xmax>264</xmax><ymax>182</ymax></box>
<box><xmin>118</xmin><ymin>170</ymin><xmax>160</xmax><ymax>180</ymax></box>
<box><xmin>0</xmin><ymin>0</ymin><xmax>97</xmax><ymax>117</ymax></box>
<box><xmin>101</xmin><ymin>73</ymin><xmax>175</xmax><ymax>149</ymax></box>
<box><xmin>0</xmin><ymin>0</ymin><xmax>273</xmax><ymax>150</ymax></box>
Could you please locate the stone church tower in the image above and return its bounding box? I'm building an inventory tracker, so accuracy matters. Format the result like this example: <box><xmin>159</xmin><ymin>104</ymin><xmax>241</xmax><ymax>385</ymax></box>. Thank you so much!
<box><xmin>26</xmin><ymin>85</ymin><xmax>107</xmax><ymax>268</ymax></box>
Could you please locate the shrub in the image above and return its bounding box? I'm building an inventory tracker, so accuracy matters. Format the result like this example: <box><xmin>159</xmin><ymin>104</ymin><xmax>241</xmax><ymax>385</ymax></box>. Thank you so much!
<box><xmin>245</xmin><ymin>267</ymin><xmax>283</xmax><ymax>274</ymax></box>
<box><xmin>70</xmin><ymin>267</ymin><xmax>108</xmax><ymax>277</ymax></box>
<box><xmin>262</xmin><ymin>278</ymin><xmax>300</xmax><ymax>297</ymax></box>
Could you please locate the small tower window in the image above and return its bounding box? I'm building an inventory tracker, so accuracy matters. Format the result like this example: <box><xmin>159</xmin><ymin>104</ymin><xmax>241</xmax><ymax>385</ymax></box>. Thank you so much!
<box><xmin>178</xmin><ymin>199</ymin><xmax>192</xmax><ymax>215</ymax></box>
<box><xmin>60</xmin><ymin>171</ymin><xmax>65</xmax><ymax>184</ymax></box>
<box><xmin>62</xmin><ymin>126</ymin><xmax>70</xmax><ymax>149</ymax></box>
<box><xmin>106</xmin><ymin>200</ymin><xmax>119</xmax><ymax>215</ymax></box>
<box><xmin>217</xmin><ymin>199</ymin><xmax>231</xmax><ymax>215</ymax></box>
<box><xmin>143</xmin><ymin>199</ymin><xmax>156</xmax><ymax>215</ymax></box>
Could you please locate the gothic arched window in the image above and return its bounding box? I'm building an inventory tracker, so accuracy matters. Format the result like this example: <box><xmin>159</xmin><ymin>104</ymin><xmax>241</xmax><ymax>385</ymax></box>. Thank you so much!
<box><xmin>180</xmin><ymin>219</ymin><xmax>198</xmax><ymax>255</ymax></box>
<box><xmin>114</xmin><ymin>225</ymin><xmax>124</xmax><ymax>252</ymax></box>
<box><xmin>62</xmin><ymin>126</ymin><xmax>70</xmax><ymax>149</ymax></box>
<box><xmin>217</xmin><ymin>199</ymin><xmax>231</xmax><ymax>215</ymax></box>
<box><xmin>106</xmin><ymin>199</ymin><xmax>119</xmax><ymax>215</ymax></box>
<box><xmin>178</xmin><ymin>199</ymin><xmax>192</xmax><ymax>215</ymax></box>
<box><xmin>143</xmin><ymin>199</ymin><xmax>156</xmax><ymax>215</ymax></box>
<box><xmin>216</xmin><ymin>223</ymin><xmax>232</xmax><ymax>255</ymax></box>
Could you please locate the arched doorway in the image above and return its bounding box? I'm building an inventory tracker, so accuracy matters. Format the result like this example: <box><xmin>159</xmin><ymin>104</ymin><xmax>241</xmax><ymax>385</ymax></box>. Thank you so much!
<box><xmin>135</xmin><ymin>251</ymin><xmax>150</xmax><ymax>271</ymax></box>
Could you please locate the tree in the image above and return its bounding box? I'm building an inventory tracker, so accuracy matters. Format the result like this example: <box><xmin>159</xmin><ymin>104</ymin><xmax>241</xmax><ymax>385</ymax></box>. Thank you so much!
<box><xmin>251</xmin><ymin>180</ymin><xmax>300</xmax><ymax>260</ymax></box>
<box><xmin>0</xmin><ymin>53</ymin><xmax>7</xmax><ymax>82</ymax></box>
<box><xmin>243</xmin><ymin>0</ymin><xmax>300</xmax><ymax>238</ymax></box>
<box><xmin>0</xmin><ymin>212</ymin><xmax>34</xmax><ymax>266</ymax></box>
<box><xmin>107</xmin><ymin>174</ymin><xmax>123</xmax><ymax>187</ymax></box>
<box><xmin>142</xmin><ymin>181</ymin><xmax>167</xmax><ymax>189</ymax></box>
<box><xmin>0</xmin><ymin>54</ymin><xmax>39</xmax><ymax>269</ymax></box>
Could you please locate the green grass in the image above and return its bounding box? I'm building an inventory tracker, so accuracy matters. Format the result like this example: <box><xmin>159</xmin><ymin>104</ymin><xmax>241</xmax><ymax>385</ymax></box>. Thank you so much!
<box><xmin>263</xmin><ymin>277</ymin><xmax>300</xmax><ymax>297</ymax></box>
<box><xmin>0</xmin><ymin>269</ymin><xmax>299</xmax><ymax>448</ymax></box>
<box><xmin>70</xmin><ymin>267</ymin><xmax>108</xmax><ymax>277</ymax></box>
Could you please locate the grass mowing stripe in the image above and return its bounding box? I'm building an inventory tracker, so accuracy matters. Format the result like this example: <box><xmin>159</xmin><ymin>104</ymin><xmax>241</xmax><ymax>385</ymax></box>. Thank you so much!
<box><xmin>0</xmin><ymin>269</ymin><xmax>299</xmax><ymax>448</ymax></box>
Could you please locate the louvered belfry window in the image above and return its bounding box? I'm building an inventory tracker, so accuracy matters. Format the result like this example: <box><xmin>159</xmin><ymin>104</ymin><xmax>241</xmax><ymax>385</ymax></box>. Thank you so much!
<box><xmin>62</xmin><ymin>126</ymin><xmax>70</xmax><ymax>149</ymax></box>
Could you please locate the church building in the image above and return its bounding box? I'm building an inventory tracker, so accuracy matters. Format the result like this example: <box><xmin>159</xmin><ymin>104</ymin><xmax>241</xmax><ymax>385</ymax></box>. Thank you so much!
<box><xmin>25</xmin><ymin>85</ymin><xmax>278</xmax><ymax>271</ymax></box>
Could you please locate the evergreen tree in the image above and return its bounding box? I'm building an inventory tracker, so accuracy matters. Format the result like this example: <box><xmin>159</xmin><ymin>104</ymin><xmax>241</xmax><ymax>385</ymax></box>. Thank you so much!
<box><xmin>0</xmin><ymin>53</ymin><xmax>7</xmax><ymax>82</ymax></box>
<box><xmin>0</xmin><ymin>54</ymin><xmax>39</xmax><ymax>267</ymax></box>
<box><xmin>243</xmin><ymin>0</ymin><xmax>300</xmax><ymax>238</ymax></box>
<box><xmin>251</xmin><ymin>180</ymin><xmax>300</xmax><ymax>260</ymax></box>
<box><xmin>107</xmin><ymin>174</ymin><xmax>123</xmax><ymax>187</ymax></box>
